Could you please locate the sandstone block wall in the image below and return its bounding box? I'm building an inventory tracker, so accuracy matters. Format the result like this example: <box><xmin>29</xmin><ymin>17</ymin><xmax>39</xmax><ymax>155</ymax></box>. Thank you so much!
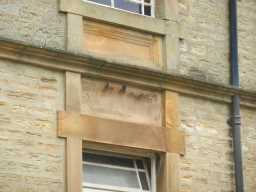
<box><xmin>238</xmin><ymin>0</ymin><xmax>256</xmax><ymax>90</ymax></box>
<box><xmin>0</xmin><ymin>60</ymin><xmax>255</xmax><ymax>192</ymax></box>
<box><xmin>178</xmin><ymin>0</ymin><xmax>230</xmax><ymax>85</ymax></box>
<box><xmin>179</xmin><ymin>96</ymin><xmax>234</xmax><ymax>192</ymax></box>
<box><xmin>241</xmin><ymin>107</ymin><xmax>256</xmax><ymax>191</ymax></box>
<box><xmin>0</xmin><ymin>60</ymin><xmax>65</xmax><ymax>192</ymax></box>
<box><xmin>178</xmin><ymin>0</ymin><xmax>256</xmax><ymax>91</ymax></box>
<box><xmin>178</xmin><ymin>96</ymin><xmax>256</xmax><ymax>192</ymax></box>
<box><xmin>0</xmin><ymin>0</ymin><xmax>255</xmax><ymax>192</ymax></box>
<box><xmin>0</xmin><ymin>0</ymin><xmax>65</xmax><ymax>50</ymax></box>
<box><xmin>0</xmin><ymin>0</ymin><xmax>255</xmax><ymax>91</ymax></box>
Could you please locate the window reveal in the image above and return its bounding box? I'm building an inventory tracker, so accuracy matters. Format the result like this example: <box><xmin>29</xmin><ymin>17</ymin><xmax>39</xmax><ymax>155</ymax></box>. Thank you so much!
<box><xmin>83</xmin><ymin>0</ymin><xmax>154</xmax><ymax>17</ymax></box>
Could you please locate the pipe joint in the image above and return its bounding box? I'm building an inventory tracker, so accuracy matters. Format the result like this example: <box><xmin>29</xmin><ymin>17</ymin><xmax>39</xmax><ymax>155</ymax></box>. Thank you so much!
<box><xmin>228</xmin><ymin>115</ymin><xmax>241</xmax><ymax>126</ymax></box>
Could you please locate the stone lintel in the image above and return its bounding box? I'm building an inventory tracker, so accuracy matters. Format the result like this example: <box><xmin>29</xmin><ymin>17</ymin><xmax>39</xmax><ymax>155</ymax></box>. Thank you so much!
<box><xmin>58</xmin><ymin>111</ymin><xmax>166</xmax><ymax>152</ymax></box>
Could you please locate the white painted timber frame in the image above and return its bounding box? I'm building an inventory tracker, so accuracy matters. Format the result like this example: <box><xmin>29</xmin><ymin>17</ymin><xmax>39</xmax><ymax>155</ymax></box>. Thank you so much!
<box><xmin>82</xmin><ymin>151</ymin><xmax>157</xmax><ymax>192</ymax></box>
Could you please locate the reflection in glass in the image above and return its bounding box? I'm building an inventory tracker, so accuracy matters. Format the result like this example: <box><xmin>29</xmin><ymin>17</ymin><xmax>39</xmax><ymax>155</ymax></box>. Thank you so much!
<box><xmin>83</xmin><ymin>164</ymin><xmax>140</xmax><ymax>188</ymax></box>
<box><xmin>87</xmin><ymin>0</ymin><xmax>112</xmax><ymax>6</ymax></box>
<box><xmin>82</xmin><ymin>151</ymin><xmax>152</xmax><ymax>192</ymax></box>
<box><xmin>114</xmin><ymin>0</ymin><xmax>142</xmax><ymax>14</ymax></box>
<box><xmin>139</xmin><ymin>171</ymin><xmax>150</xmax><ymax>190</ymax></box>
<box><xmin>83</xmin><ymin>153</ymin><xmax>134</xmax><ymax>168</ymax></box>
<box><xmin>85</xmin><ymin>0</ymin><xmax>154</xmax><ymax>17</ymax></box>
<box><xmin>144</xmin><ymin>5</ymin><xmax>151</xmax><ymax>16</ymax></box>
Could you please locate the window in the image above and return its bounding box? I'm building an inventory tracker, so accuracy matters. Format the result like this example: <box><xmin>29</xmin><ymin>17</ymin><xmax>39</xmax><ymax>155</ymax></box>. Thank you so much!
<box><xmin>83</xmin><ymin>0</ymin><xmax>155</xmax><ymax>17</ymax></box>
<box><xmin>82</xmin><ymin>151</ymin><xmax>157</xmax><ymax>192</ymax></box>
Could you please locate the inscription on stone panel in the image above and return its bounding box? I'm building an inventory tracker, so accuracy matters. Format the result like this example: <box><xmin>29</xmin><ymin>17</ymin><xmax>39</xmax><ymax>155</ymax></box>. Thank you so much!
<box><xmin>81</xmin><ymin>78</ymin><xmax>162</xmax><ymax>126</ymax></box>
<box><xmin>83</xmin><ymin>20</ymin><xmax>163</xmax><ymax>70</ymax></box>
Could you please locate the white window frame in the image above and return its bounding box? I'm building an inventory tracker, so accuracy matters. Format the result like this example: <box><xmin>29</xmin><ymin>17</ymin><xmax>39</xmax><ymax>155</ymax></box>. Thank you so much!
<box><xmin>82</xmin><ymin>151</ymin><xmax>157</xmax><ymax>192</ymax></box>
<box><xmin>82</xmin><ymin>0</ymin><xmax>155</xmax><ymax>17</ymax></box>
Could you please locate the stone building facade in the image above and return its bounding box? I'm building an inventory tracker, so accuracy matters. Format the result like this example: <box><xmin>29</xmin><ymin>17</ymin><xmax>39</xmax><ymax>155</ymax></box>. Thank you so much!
<box><xmin>0</xmin><ymin>0</ymin><xmax>255</xmax><ymax>192</ymax></box>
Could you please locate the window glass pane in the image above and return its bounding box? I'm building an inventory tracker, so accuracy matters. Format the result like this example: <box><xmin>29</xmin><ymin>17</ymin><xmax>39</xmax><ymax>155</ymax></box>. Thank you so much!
<box><xmin>145</xmin><ymin>159</ymin><xmax>151</xmax><ymax>177</ymax></box>
<box><xmin>144</xmin><ymin>5</ymin><xmax>151</xmax><ymax>16</ymax></box>
<box><xmin>136</xmin><ymin>160</ymin><xmax>144</xmax><ymax>169</ymax></box>
<box><xmin>83</xmin><ymin>152</ymin><xmax>134</xmax><ymax>168</ymax></box>
<box><xmin>139</xmin><ymin>172</ymin><xmax>150</xmax><ymax>190</ymax></box>
<box><xmin>83</xmin><ymin>164</ymin><xmax>140</xmax><ymax>189</ymax></box>
<box><xmin>114</xmin><ymin>0</ymin><xmax>142</xmax><ymax>14</ymax></box>
<box><xmin>87</xmin><ymin>0</ymin><xmax>112</xmax><ymax>6</ymax></box>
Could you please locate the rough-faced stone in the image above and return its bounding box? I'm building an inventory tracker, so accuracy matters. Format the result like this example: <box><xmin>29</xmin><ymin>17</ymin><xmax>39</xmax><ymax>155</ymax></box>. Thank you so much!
<box><xmin>0</xmin><ymin>0</ymin><xmax>65</xmax><ymax>50</ymax></box>
<box><xmin>0</xmin><ymin>60</ymin><xmax>65</xmax><ymax>192</ymax></box>
<box><xmin>179</xmin><ymin>96</ymin><xmax>234</xmax><ymax>192</ymax></box>
<box><xmin>178</xmin><ymin>0</ymin><xmax>230</xmax><ymax>85</ymax></box>
<box><xmin>238</xmin><ymin>0</ymin><xmax>256</xmax><ymax>91</ymax></box>
<box><xmin>0</xmin><ymin>1</ymin><xmax>256</xmax><ymax>192</ymax></box>
<box><xmin>241</xmin><ymin>107</ymin><xmax>256</xmax><ymax>192</ymax></box>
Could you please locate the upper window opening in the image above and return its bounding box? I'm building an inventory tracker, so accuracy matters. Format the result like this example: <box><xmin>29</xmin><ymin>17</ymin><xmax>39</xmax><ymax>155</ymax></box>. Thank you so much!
<box><xmin>83</xmin><ymin>0</ymin><xmax>155</xmax><ymax>17</ymax></box>
<box><xmin>82</xmin><ymin>151</ymin><xmax>156</xmax><ymax>192</ymax></box>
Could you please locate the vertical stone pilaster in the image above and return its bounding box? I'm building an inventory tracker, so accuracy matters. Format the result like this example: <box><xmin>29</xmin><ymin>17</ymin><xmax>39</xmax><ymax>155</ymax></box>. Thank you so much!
<box><xmin>66</xmin><ymin>71</ymin><xmax>82</xmax><ymax>112</ymax></box>
<box><xmin>163</xmin><ymin>30</ymin><xmax>180</xmax><ymax>72</ymax></box>
<box><xmin>158</xmin><ymin>91</ymin><xmax>185</xmax><ymax>192</ymax></box>
<box><xmin>60</xmin><ymin>0</ymin><xmax>80</xmax><ymax>11</ymax></box>
<box><xmin>66</xmin><ymin>13</ymin><xmax>84</xmax><ymax>53</ymax></box>
<box><xmin>159</xmin><ymin>0</ymin><xmax>179</xmax><ymax>21</ymax></box>
<box><xmin>158</xmin><ymin>0</ymin><xmax>179</xmax><ymax>72</ymax></box>
<box><xmin>65</xmin><ymin>71</ymin><xmax>82</xmax><ymax>192</ymax></box>
<box><xmin>164</xmin><ymin>91</ymin><xmax>185</xmax><ymax>154</ymax></box>
<box><xmin>158</xmin><ymin>153</ymin><xmax>180</xmax><ymax>192</ymax></box>
<box><xmin>66</xmin><ymin>137</ymin><xmax>82</xmax><ymax>192</ymax></box>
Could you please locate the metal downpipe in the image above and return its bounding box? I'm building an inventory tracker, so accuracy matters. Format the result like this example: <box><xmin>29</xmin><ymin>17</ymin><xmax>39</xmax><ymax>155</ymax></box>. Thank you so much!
<box><xmin>229</xmin><ymin>0</ymin><xmax>244</xmax><ymax>192</ymax></box>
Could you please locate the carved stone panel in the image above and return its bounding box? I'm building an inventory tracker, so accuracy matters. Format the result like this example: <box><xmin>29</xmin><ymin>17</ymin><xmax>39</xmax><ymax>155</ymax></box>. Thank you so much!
<box><xmin>81</xmin><ymin>78</ymin><xmax>162</xmax><ymax>126</ymax></box>
<box><xmin>84</xmin><ymin>20</ymin><xmax>163</xmax><ymax>70</ymax></box>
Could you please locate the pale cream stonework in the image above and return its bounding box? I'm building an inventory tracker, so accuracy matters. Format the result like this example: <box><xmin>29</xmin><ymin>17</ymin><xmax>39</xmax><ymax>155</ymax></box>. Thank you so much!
<box><xmin>0</xmin><ymin>0</ymin><xmax>255</xmax><ymax>192</ymax></box>
<box><xmin>0</xmin><ymin>60</ymin><xmax>65</xmax><ymax>191</ymax></box>
<box><xmin>179</xmin><ymin>96</ymin><xmax>234</xmax><ymax>192</ymax></box>
<box><xmin>0</xmin><ymin>0</ymin><xmax>255</xmax><ymax>90</ymax></box>
<box><xmin>241</xmin><ymin>107</ymin><xmax>256</xmax><ymax>191</ymax></box>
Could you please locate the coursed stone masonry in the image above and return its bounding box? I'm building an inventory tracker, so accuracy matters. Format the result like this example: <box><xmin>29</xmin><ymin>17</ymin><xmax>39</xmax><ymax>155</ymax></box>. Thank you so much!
<box><xmin>0</xmin><ymin>0</ymin><xmax>255</xmax><ymax>192</ymax></box>
<box><xmin>0</xmin><ymin>60</ymin><xmax>65</xmax><ymax>192</ymax></box>
<box><xmin>0</xmin><ymin>0</ymin><xmax>65</xmax><ymax>50</ymax></box>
